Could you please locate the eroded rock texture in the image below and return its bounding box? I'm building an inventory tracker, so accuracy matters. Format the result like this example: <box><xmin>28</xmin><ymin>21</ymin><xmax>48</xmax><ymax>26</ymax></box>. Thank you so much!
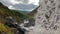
<box><xmin>26</xmin><ymin>0</ymin><xmax>60</xmax><ymax>34</ymax></box>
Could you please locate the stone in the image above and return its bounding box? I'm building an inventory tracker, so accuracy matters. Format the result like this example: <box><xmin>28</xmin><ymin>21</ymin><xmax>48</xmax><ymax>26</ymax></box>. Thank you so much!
<box><xmin>26</xmin><ymin>0</ymin><xmax>60</xmax><ymax>34</ymax></box>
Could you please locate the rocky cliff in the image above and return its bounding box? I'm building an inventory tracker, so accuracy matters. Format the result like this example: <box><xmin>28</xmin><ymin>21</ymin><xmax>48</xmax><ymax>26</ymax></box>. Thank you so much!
<box><xmin>27</xmin><ymin>0</ymin><xmax>60</xmax><ymax>34</ymax></box>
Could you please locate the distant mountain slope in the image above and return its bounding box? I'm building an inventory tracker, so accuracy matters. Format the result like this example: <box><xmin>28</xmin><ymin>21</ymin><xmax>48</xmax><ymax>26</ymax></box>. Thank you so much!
<box><xmin>18</xmin><ymin>11</ymin><xmax>30</xmax><ymax>14</ymax></box>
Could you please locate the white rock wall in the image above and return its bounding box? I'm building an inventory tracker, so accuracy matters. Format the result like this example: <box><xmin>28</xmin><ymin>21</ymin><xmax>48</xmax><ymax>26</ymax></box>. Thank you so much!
<box><xmin>26</xmin><ymin>0</ymin><xmax>60</xmax><ymax>34</ymax></box>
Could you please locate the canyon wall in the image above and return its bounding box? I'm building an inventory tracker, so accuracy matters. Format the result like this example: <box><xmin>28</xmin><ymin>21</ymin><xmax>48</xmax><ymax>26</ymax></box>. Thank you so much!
<box><xmin>26</xmin><ymin>0</ymin><xmax>60</xmax><ymax>34</ymax></box>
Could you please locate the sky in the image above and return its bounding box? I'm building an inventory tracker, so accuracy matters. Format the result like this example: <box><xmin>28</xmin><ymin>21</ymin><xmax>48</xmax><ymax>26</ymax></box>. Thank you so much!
<box><xmin>0</xmin><ymin>0</ymin><xmax>39</xmax><ymax>11</ymax></box>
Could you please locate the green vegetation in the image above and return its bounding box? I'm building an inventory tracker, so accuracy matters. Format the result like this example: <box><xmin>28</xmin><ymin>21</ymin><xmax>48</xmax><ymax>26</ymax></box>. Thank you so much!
<box><xmin>19</xmin><ymin>10</ymin><xmax>31</xmax><ymax>14</ymax></box>
<box><xmin>0</xmin><ymin>23</ymin><xmax>14</xmax><ymax>34</ymax></box>
<box><xmin>0</xmin><ymin>2</ymin><xmax>32</xmax><ymax>22</ymax></box>
<box><xmin>0</xmin><ymin>2</ymin><xmax>33</xmax><ymax>34</ymax></box>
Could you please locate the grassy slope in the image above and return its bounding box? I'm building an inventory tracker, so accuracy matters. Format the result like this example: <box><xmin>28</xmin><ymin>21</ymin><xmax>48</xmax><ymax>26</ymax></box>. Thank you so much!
<box><xmin>0</xmin><ymin>2</ymin><xmax>32</xmax><ymax>34</ymax></box>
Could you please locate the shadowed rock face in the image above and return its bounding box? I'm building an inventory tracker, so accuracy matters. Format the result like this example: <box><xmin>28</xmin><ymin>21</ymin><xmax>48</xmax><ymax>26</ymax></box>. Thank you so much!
<box><xmin>27</xmin><ymin>0</ymin><xmax>60</xmax><ymax>34</ymax></box>
<box><xmin>24</xmin><ymin>19</ymin><xmax>35</xmax><ymax>27</ymax></box>
<box><xmin>28</xmin><ymin>6</ymin><xmax>40</xmax><ymax>16</ymax></box>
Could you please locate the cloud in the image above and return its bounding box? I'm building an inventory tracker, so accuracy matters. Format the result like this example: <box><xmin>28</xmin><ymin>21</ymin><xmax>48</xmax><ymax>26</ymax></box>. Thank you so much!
<box><xmin>11</xmin><ymin>4</ymin><xmax>37</xmax><ymax>11</ymax></box>
<box><xmin>9</xmin><ymin>0</ymin><xmax>23</xmax><ymax>5</ymax></box>
<box><xmin>0</xmin><ymin>0</ymin><xmax>13</xmax><ymax>6</ymax></box>
<box><xmin>29</xmin><ymin>0</ymin><xmax>39</xmax><ymax>5</ymax></box>
<box><xmin>0</xmin><ymin>0</ymin><xmax>39</xmax><ymax>11</ymax></box>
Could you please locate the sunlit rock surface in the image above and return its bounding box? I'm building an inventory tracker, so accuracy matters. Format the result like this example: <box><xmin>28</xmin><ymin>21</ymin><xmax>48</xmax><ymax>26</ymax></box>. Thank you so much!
<box><xmin>26</xmin><ymin>0</ymin><xmax>60</xmax><ymax>34</ymax></box>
